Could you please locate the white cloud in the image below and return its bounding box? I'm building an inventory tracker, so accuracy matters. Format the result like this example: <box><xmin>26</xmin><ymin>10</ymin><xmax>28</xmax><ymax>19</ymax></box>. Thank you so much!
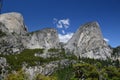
<box><xmin>54</xmin><ymin>18</ymin><xmax>70</xmax><ymax>29</ymax></box>
<box><xmin>62</xmin><ymin>30</ymin><xmax>65</xmax><ymax>34</ymax></box>
<box><xmin>57</xmin><ymin>23</ymin><xmax>63</xmax><ymax>28</ymax></box>
<box><xmin>53</xmin><ymin>18</ymin><xmax>72</xmax><ymax>43</ymax></box>
<box><xmin>104</xmin><ymin>38</ymin><xmax>109</xmax><ymax>42</ymax></box>
<box><xmin>59</xmin><ymin>33</ymin><xmax>73</xmax><ymax>43</ymax></box>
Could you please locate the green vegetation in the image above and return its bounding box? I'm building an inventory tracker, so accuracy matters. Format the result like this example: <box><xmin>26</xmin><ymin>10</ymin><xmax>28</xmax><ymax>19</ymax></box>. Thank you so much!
<box><xmin>59</xmin><ymin>48</ymin><xmax>77</xmax><ymax>60</ymax></box>
<box><xmin>0</xmin><ymin>49</ymin><xmax>62</xmax><ymax>71</ymax></box>
<box><xmin>71</xmin><ymin>63</ymin><xmax>120</xmax><ymax>80</ymax></box>
<box><xmin>5</xmin><ymin>70</ymin><xmax>27</xmax><ymax>80</ymax></box>
<box><xmin>52</xmin><ymin>58</ymin><xmax>120</xmax><ymax>80</ymax></box>
<box><xmin>0</xmin><ymin>48</ymin><xmax>77</xmax><ymax>71</ymax></box>
<box><xmin>6</xmin><ymin>70</ymin><xmax>57</xmax><ymax>80</ymax></box>
<box><xmin>1</xmin><ymin>48</ymin><xmax>120</xmax><ymax>80</ymax></box>
<box><xmin>47</xmin><ymin>48</ymin><xmax>77</xmax><ymax>60</ymax></box>
<box><xmin>112</xmin><ymin>46</ymin><xmax>120</xmax><ymax>57</ymax></box>
<box><xmin>53</xmin><ymin>65</ymin><xmax>73</xmax><ymax>80</ymax></box>
<box><xmin>0</xmin><ymin>30</ymin><xmax>6</xmax><ymax>37</ymax></box>
<box><xmin>5</xmin><ymin>62</ymin><xmax>120</xmax><ymax>80</ymax></box>
<box><xmin>0</xmin><ymin>49</ymin><xmax>43</xmax><ymax>71</ymax></box>
<box><xmin>36</xmin><ymin>74</ymin><xmax>57</xmax><ymax>80</ymax></box>
<box><xmin>48</xmin><ymin>48</ymin><xmax>59</xmax><ymax>52</ymax></box>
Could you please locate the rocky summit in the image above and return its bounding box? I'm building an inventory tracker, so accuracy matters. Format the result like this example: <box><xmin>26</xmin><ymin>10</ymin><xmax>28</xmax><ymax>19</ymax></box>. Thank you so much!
<box><xmin>65</xmin><ymin>21</ymin><xmax>112</xmax><ymax>60</ymax></box>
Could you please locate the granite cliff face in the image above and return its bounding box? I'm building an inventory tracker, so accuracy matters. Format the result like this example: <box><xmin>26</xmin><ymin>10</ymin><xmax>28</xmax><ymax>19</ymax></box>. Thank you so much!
<box><xmin>26</xmin><ymin>28</ymin><xmax>59</xmax><ymax>49</ymax></box>
<box><xmin>0</xmin><ymin>12</ymin><xmax>27</xmax><ymax>54</ymax></box>
<box><xmin>0</xmin><ymin>12</ymin><xmax>60</xmax><ymax>54</ymax></box>
<box><xmin>65</xmin><ymin>22</ymin><xmax>112</xmax><ymax>60</ymax></box>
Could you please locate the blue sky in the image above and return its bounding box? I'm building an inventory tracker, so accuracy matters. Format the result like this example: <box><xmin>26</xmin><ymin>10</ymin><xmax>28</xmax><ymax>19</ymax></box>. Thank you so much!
<box><xmin>1</xmin><ymin>0</ymin><xmax>120</xmax><ymax>47</ymax></box>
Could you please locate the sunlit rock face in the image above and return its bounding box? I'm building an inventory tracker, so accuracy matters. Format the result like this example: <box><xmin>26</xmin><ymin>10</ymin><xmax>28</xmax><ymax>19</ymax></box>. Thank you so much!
<box><xmin>65</xmin><ymin>21</ymin><xmax>112</xmax><ymax>60</ymax></box>
<box><xmin>26</xmin><ymin>28</ymin><xmax>60</xmax><ymax>49</ymax></box>
<box><xmin>0</xmin><ymin>12</ymin><xmax>27</xmax><ymax>35</ymax></box>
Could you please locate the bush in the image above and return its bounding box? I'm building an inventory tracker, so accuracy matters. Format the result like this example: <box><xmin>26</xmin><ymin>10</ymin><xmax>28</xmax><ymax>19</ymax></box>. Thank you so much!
<box><xmin>5</xmin><ymin>70</ymin><xmax>27</xmax><ymax>80</ymax></box>
<box><xmin>48</xmin><ymin>48</ymin><xmax>59</xmax><ymax>52</ymax></box>
<box><xmin>36</xmin><ymin>74</ymin><xmax>57</xmax><ymax>80</ymax></box>
<box><xmin>0</xmin><ymin>30</ymin><xmax>6</xmax><ymax>37</ymax></box>
<box><xmin>53</xmin><ymin>65</ymin><xmax>73</xmax><ymax>80</ymax></box>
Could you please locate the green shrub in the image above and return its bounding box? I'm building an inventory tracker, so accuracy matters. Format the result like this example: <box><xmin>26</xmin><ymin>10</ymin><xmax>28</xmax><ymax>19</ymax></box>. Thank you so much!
<box><xmin>53</xmin><ymin>65</ymin><xmax>74</xmax><ymax>80</ymax></box>
<box><xmin>0</xmin><ymin>30</ymin><xmax>6</xmax><ymax>37</ymax></box>
<box><xmin>36</xmin><ymin>74</ymin><xmax>57</xmax><ymax>80</ymax></box>
<box><xmin>48</xmin><ymin>48</ymin><xmax>59</xmax><ymax>52</ymax></box>
<box><xmin>5</xmin><ymin>70</ymin><xmax>27</xmax><ymax>80</ymax></box>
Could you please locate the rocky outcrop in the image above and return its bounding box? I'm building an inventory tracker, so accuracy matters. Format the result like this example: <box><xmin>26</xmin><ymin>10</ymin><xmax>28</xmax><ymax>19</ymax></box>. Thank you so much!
<box><xmin>26</xmin><ymin>28</ymin><xmax>60</xmax><ymax>49</ymax></box>
<box><xmin>65</xmin><ymin>21</ymin><xmax>112</xmax><ymax>60</ymax></box>
<box><xmin>0</xmin><ymin>57</ymin><xmax>8</xmax><ymax>79</ymax></box>
<box><xmin>0</xmin><ymin>34</ymin><xmax>25</xmax><ymax>55</ymax></box>
<box><xmin>24</xmin><ymin>59</ymin><xmax>76</xmax><ymax>80</ymax></box>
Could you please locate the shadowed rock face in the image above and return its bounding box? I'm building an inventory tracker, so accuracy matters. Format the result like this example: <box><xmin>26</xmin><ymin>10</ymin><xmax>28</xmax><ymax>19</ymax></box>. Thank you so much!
<box><xmin>65</xmin><ymin>22</ymin><xmax>112</xmax><ymax>60</ymax></box>
<box><xmin>112</xmin><ymin>46</ymin><xmax>120</xmax><ymax>61</ymax></box>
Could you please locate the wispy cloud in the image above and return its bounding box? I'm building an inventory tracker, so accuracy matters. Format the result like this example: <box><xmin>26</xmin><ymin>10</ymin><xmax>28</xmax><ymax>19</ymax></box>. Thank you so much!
<box><xmin>53</xmin><ymin>18</ymin><xmax>72</xmax><ymax>43</ymax></box>
<box><xmin>59</xmin><ymin>33</ymin><xmax>73</xmax><ymax>43</ymax></box>
<box><xmin>53</xmin><ymin>18</ymin><xmax>70</xmax><ymax>29</ymax></box>
<box><xmin>62</xmin><ymin>30</ymin><xmax>65</xmax><ymax>34</ymax></box>
<box><xmin>104</xmin><ymin>38</ymin><xmax>109</xmax><ymax>42</ymax></box>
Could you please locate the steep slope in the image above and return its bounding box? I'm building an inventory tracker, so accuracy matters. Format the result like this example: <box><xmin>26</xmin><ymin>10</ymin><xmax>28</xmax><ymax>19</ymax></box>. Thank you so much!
<box><xmin>65</xmin><ymin>21</ymin><xmax>112</xmax><ymax>60</ymax></box>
